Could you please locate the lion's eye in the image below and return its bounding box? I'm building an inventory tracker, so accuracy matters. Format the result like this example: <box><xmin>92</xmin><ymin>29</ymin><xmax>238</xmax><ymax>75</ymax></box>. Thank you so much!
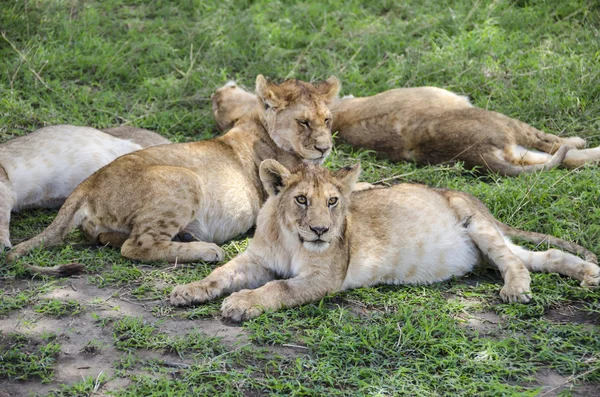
<box><xmin>297</xmin><ymin>119</ymin><xmax>310</xmax><ymax>128</ymax></box>
<box><xmin>325</xmin><ymin>118</ymin><xmax>331</xmax><ymax>127</ymax></box>
<box><xmin>328</xmin><ymin>197</ymin><xmax>338</xmax><ymax>207</ymax></box>
<box><xmin>295</xmin><ymin>195</ymin><xmax>307</xmax><ymax>205</ymax></box>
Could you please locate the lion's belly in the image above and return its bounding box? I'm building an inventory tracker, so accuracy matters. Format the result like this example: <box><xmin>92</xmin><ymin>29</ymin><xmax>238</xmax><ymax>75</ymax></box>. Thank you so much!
<box><xmin>188</xmin><ymin>173</ymin><xmax>262</xmax><ymax>245</ymax></box>
<box><xmin>342</xmin><ymin>187</ymin><xmax>480</xmax><ymax>290</ymax></box>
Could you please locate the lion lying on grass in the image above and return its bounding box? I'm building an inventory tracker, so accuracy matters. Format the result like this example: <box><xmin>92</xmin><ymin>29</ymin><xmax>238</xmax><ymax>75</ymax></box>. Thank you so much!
<box><xmin>0</xmin><ymin>125</ymin><xmax>170</xmax><ymax>251</ymax></box>
<box><xmin>171</xmin><ymin>160</ymin><xmax>599</xmax><ymax>321</ymax></box>
<box><xmin>7</xmin><ymin>76</ymin><xmax>339</xmax><ymax>274</ymax></box>
<box><xmin>211</xmin><ymin>82</ymin><xmax>600</xmax><ymax>176</ymax></box>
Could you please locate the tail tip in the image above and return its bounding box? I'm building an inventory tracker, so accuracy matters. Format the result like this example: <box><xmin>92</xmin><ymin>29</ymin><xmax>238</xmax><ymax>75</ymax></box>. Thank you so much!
<box><xmin>56</xmin><ymin>263</ymin><xmax>86</xmax><ymax>277</ymax></box>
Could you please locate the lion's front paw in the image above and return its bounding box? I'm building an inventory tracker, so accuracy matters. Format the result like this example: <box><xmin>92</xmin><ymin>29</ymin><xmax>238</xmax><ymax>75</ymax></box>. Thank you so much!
<box><xmin>581</xmin><ymin>264</ymin><xmax>600</xmax><ymax>288</ymax></box>
<box><xmin>170</xmin><ymin>281</ymin><xmax>219</xmax><ymax>306</ymax></box>
<box><xmin>500</xmin><ymin>281</ymin><xmax>532</xmax><ymax>303</ymax></box>
<box><xmin>221</xmin><ymin>290</ymin><xmax>264</xmax><ymax>322</ymax></box>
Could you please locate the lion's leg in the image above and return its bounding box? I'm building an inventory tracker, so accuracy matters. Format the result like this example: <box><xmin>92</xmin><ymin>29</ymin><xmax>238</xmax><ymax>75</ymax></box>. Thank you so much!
<box><xmin>120</xmin><ymin>215</ymin><xmax>224</xmax><ymax>263</ymax></box>
<box><xmin>504</xmin><ymin>145</ymin><xmax>555</xmax><ymax>166</ymax></box>
<box><xmin>220</xmin><ymin>273</ymin><xmax>335</xmax><ymax>322</ymax></box>
<box><xmin>527</xmin><ymin>134</ymin><xmax>584</xmax><ymax>154</ymax></box>
<box><xmin>506</xmin><ymin>241</ymin><xmax>600</xmax><ymax>287</ymax></box>
<box><xmin>0</xmin><ymin>168</ymin><xmax>15</xmax><ymax>250</ymax></box>
<box><xmin>465</xmin><ymin>214</ymin><xmax>532</xmax><ymax>302</ymax></box>
<box><xmin>507</xmin><ymin>116</ymin><xmax>585</xmax><ymax>153</ymax></box>
<box><xmin>170</xmin><ymin>252</ymin><xmax>275</xmax><ymax>306</ymax></box>
<box><xmin>353</xmin><ymin>182</ymin><xmax>377</xmax><ymax>191</ymax></box>
<box><xmin>562</xmin><ymin>146</ymin><xmax>600</xmax><ymax>168</ymax></box>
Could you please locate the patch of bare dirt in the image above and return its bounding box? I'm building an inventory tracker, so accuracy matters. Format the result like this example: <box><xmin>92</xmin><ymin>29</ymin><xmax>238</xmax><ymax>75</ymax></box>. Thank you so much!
<box><xmin>0</xmin><ymin>276</ymin><xmax>250</xmax><ymax>396</ymax></box>
<box><xmin>544</xmin><ymin>303</ymin><xmax>599</xmax><ymax>328</ymax></box>
<box><xmin>531</xmin><ymin>368</ymin><xmax>600</xmax><ymax>397</ymax></box>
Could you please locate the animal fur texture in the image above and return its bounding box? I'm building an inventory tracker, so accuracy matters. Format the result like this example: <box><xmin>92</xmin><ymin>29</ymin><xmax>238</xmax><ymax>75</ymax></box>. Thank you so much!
<box><xmin>6</xmin><ymin>76</ymin><xmax>340</xmax><ymax>273</ymax></box>
<box><xmin>171</xmin><ymin>160</ymin><xmax>599</xmax><ymax>322</ymax></box>
<box><xmin>0</xmin><ymin>124</ymin><xmax>170</xmax><ymax>250</ymax></box>
<box><xmin>210</xmin><ymin>83</ymin><xmax>600</xmax><ymax>175</ymax></box>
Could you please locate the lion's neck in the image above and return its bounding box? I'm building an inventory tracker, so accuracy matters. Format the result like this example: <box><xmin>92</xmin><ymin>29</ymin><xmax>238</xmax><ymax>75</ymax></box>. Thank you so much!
<box><xmin>216</xmin><ymin>116</ymin><xmax>305</xmax><ymax>202</ymax></box>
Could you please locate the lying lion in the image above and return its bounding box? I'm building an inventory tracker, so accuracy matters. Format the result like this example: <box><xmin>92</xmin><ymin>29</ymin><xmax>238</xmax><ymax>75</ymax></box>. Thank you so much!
<box><xmin>7</xmin><ymin>76</ymin><xmax>339</xmax><ymax>275</ymax></box>
<box><xmin>171</xmin><ymin>160</ymin><xmax>599</xmax><ymax>321</ymax></box>
<box><xmin>0</xmin><ymin>125</ymin><xmax>170</xmax><ymax>250</ymax></box>
<box><xmin>211</xmin><ymin>83</ymin><xmax>600</xmax><ymax>176</ymax></box>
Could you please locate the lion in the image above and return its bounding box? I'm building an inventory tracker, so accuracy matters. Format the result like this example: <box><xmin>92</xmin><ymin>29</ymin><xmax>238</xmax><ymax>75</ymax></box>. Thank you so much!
<box><xmin>0</xmin><ymin>124</ymin><xmax>170</xmax><ymax>250</ymax></box>
<box><xmin>6</xmin><ymin>75</ymin><xmax>340</xmax><ymax>275</ymax></box>
<box><xmin>210</xmin><ymin>83</ymin><xmax>600</xmax><ymax>176</ymax></box>
<box><xmin>171</xmin><ymin>160</ymin><xmax>600</xmax><ymax>322</ymax></box>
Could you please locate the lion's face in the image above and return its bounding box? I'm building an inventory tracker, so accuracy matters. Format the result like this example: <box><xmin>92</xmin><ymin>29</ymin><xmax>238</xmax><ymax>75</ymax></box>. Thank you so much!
<box><xmin>256</xmin><ymin>75</ymin><xmax>340</xmax><ymax>164</ymax></box>
<box><xmin>259</xmin><ymin>160</ymin><xmax>361</xmax><ymax>252</ymax></box>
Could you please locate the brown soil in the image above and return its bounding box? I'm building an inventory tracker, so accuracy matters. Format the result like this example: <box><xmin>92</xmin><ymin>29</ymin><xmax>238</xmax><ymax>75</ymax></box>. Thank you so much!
<box><xmin>0</xmin><ymin>276</ymin><xmax>248</xmax><ymax>396</ymax></box>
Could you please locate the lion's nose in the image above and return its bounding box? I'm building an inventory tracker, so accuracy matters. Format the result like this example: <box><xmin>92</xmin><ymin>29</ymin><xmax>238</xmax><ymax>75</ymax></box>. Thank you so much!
<box><xmin>314</xmin><ymin>144</ymin><xmax>331</xmax><ymax>155</ymax></box>
<box><xmin>309</xmin><ymin>226</ymin><xmax>329</xmax><ymax>236</ymax></box>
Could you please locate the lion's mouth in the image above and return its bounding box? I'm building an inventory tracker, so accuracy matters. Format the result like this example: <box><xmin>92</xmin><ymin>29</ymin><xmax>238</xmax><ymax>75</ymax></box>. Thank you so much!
<box><xmin>299</xmin><ymin>236</ymin><xmax>327</xmax><ymax>245</ymax></box>
<box><xmin>299</xmin><ymin>147</ymin><xmax>330</xmax><ymax>164</ymax></box>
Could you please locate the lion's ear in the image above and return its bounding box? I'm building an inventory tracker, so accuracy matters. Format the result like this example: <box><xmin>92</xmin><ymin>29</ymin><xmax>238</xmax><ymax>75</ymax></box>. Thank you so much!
<box><xmin>256</xmin><ymin>75</ymin><xmax>287</xmax><ymax>109</ymax></box>
<box><xmin>316</xmin><ymin>76</ymin><xmax>341</xmax><ymax>104</ymax></box>
<box><xmin>334</xmin><ymin>163</ymin><xmax>361</xmax><ymax>196</ymax></box>
<box><xmin>260</xmin><ymin>159</ymin><xmax>291</xmax><ymax>196</ymax></box>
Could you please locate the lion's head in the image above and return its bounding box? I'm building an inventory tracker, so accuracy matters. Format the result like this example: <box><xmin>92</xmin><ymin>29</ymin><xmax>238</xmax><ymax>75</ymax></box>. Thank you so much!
<box><xmin>256</xmin><ymin>75</ymin><xmax>340</xmax><ymax>164</ymax></box>
<box><xmin>259</xmin><ymin>159</ymin><xmax>360</xmax><ymax>252</ymax></box>
<box><xmin>211</xmin><ymin>81</ymin><xmax>261</xmax><ymax>132</ymax></box>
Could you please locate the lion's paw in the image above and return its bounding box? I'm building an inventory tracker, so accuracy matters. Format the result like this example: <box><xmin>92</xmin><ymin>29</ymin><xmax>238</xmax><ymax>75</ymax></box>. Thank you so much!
<box><xmin>192</xmin><ymin>243</ymin><xmax>225</xmax><ymax>262</ymax></box>
<box><xmin>500</xmin><ymin>281</ymin><xmax>532</xmax><ymax>303</ymax></box>
<box><xmin>170</xmin><ymin>282</ymin><xmax>218</xmax><ymax>306</ymax></box>
<box><xmin>221</xmin><ymin>290</ymin><xmax>264</xmax><ymax>322</ymax></box>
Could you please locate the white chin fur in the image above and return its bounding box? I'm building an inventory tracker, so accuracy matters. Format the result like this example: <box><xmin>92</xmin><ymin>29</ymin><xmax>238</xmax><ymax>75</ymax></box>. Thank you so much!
<box><xmin>303</xmin><ymin>241</ymin><xmax>330</xmax><ymax>252</ymax></box>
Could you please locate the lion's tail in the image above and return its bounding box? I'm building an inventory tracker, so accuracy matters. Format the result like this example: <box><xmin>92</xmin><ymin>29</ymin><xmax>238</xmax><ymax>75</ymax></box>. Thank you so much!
<box><xmin>6</xmin><ymin>188</ymin><xmax>88</xmax><ymax>275</ymax></box>
<box><xmin>497</xmin><ymin>222</ymin><xmax>597</xmax><ymax>264</ymax></box>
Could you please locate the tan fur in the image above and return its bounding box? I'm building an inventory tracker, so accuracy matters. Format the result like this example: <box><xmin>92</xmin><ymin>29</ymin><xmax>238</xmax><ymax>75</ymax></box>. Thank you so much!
<box><xmin>7</xmin><ymin>76</ymin><xmax>340</xmax><ymax>268</ymax></box>
<box><xmin>171</xmin><ymin>161</ymin><xmax>600</xmax><ymax>322</ymax></box>
<box><xmin>212</xmin><ymin>84</ymin><xmax>599</xmax><ymax>175</ymax></box>
<box><xmin>211</xmin><ymin>82</ymin><xmax>263</xmax><ymax>132</ymax></box>
<box><xmin>101</xmin><ymin>126</ymin><xmax>171</xmax><ymax>147</ymax></box>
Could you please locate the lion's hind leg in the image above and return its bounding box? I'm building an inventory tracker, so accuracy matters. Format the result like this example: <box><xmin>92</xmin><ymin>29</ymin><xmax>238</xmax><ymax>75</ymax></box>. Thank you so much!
<box><xmin>121</xmin><ymin>217</ymin><xmax>224</xmax><ymax>263</ymax></box>
<box><xmin>506</xmin><ymin>241</ymin><xmax>600</xmax><ymax>287</ymax></box>
<box><xmin>118</xmin><ymin>167</ymin><xmax>224</xmax><ymax>263</ymax></box>
<box><xmin>504</xmin><ymin>145</ymin><xmax>557</xmax><ymax>166</ymax></box>
<box><xmin>449</xmin><ymin>195</ymin><xmax>532</xmax><ymax>302</ymax></box>
<box><xmin>562</xmin><ymin>146</ymin><xmax>600</xmax><ymax>168</ymax></box>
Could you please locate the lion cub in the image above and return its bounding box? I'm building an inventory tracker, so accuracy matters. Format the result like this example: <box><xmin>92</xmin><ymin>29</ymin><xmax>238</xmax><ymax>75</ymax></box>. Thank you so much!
<box><xmin>0</xmin><ymin>124</ymin><xmax>170</xmax><ymax>250</ymax></box>
<box><xmin>7</xmin><ymin>76</ymin><xmax>340</xmax><ymax>274</ymax></box>
<box><xmin>171</xmin><ymin>161</ymin><xmax>600</xmax><ymax>322</ymax></box>
<box><xmin>211</xmin><ymin>83</ymin><xmax>600</xmax><ymax>176</ymax></box>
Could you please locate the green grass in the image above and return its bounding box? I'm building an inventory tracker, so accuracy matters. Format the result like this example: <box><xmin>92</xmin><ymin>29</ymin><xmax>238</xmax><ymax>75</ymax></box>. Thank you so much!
<box><xmin>1</xmin><ymin>0</ymin><xmax>600</xmax><ymax>395</ymax></box>
<box><xmin>34</xmin><ymin>298</ymin><xmax>82</xmax><ymax>318</ymax></box>
<box><xmin>0</xmin><ymin>332</ymin><xmax>61</xmax><ymax>383</ymax></box>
